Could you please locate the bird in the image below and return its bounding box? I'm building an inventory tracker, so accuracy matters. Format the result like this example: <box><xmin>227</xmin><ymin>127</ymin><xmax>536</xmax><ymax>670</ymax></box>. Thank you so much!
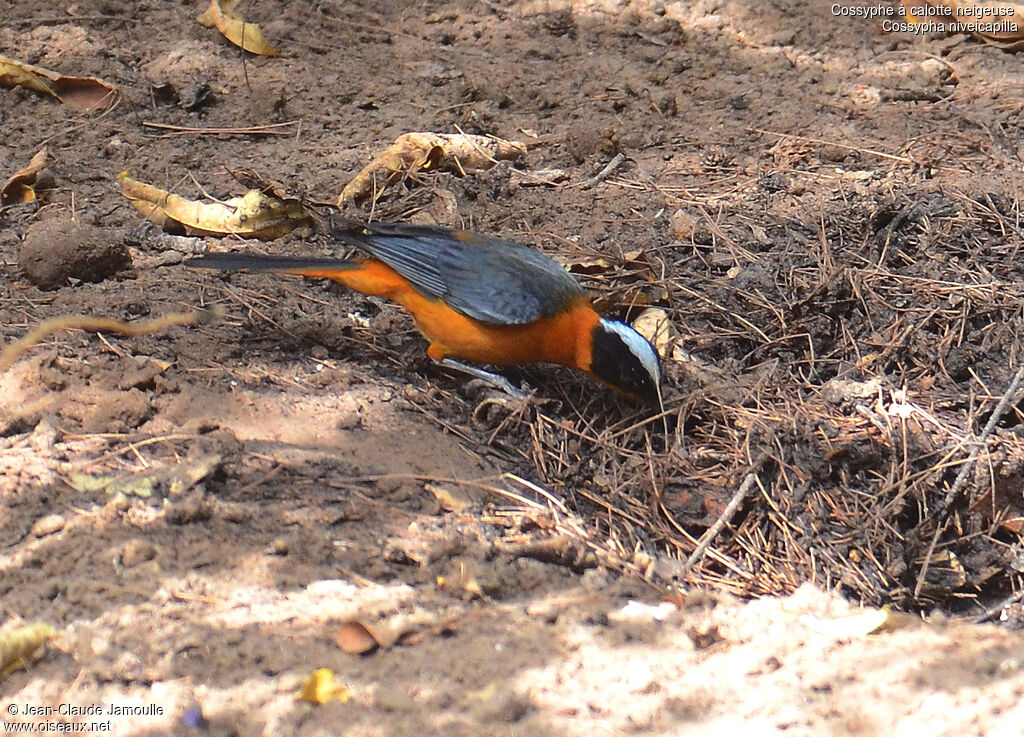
<box><xmin>186</xmin><ymin>221</ymin><xmax>662</xmax><ymax>403</ymax></box>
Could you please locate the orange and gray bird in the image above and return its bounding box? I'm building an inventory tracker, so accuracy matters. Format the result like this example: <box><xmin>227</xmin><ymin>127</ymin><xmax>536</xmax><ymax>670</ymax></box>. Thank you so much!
<box><xmin>186</xmin><ymin>221</ymin><xmax>662</xmax><ymax>403</ymax></box>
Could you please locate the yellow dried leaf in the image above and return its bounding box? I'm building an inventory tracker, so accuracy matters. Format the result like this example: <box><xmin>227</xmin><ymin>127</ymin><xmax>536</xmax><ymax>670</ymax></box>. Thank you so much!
<box><xmin>0</xmin><ymin>623</ymin><xmax>55</xmax><ymax>681</ymax></box>
<box><xmin>340</xmin><ymin>132</ymin><xmax>527</xmax><ymax>203</ymax></box>
<box><xmin>117</xmin><ymin>172</ymin><xmax>311</xmax><ymax>239</ymax></box>
<box><xmin>0</xmin><ymin>58</ymin><xmax>56</xmax><ymax>98</ymax></box>
<box><xmin>65</xmin><ymin>456</ymin><xmax>221</xmax><ymax>498</ymax></box>
<box><xmin>0</xmin><ymin>54</ymin><xmax>117</xmax><ymax>110</ymax></box>
<box><xmin>1</xmin><ymin>148</ymin><xmax>51</xmax><ymax>205</ymax></box>
<box><xmin>297</xmin><ymin>668</ymin><xmax>350</xmax><ymax>704</ymax></box>
<box><xmin>198</xmin><ymin>0</ymin><xmax>278</xmax><ymax>56</ymax></box>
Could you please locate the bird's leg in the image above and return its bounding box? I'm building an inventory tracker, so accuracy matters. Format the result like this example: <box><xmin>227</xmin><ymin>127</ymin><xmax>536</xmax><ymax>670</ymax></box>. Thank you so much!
<box><xmin>437</xmin><ymin>358</ymin><xmax>528</xmax><ymax>400</ymax></box>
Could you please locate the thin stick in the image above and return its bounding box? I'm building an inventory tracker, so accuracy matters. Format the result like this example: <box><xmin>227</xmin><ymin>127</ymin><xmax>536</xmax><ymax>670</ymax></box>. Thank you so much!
<box><xmin>582</xmin><ymin>153</ymin><xmax>626</xmax><ymax>189</ymax></box>
<box><xmin>972</xmin><ymin>587</ymin><xmax>1024</xmax><ymax>624</ymax></box>
<box><xmin>0</xmin><ymin>309</ymin><xmax>223</xmax><ymax>373</ymax></box>
<box><xmin>681</xmin><ymin>453</ymin><xmax>768</xmax><ymax>576</ymax></box>
<box><xmin>141</xmin><ymin>121</ymin><xmax>299</xmax><ymax>136</ymax></box>
<box><xmin>914</xmin><ymin>365</ymin><xmax>1024</xmax><ymax>598</ymax></box>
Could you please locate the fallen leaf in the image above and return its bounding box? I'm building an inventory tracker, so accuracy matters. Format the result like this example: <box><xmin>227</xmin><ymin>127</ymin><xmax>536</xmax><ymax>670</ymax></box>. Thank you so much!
<box><xmin>1</xmin><ymin>148</ymin><xmax>53</xmax><ymax>205</ymax></box>
<box><xmin>803</xmin><ymin>607</ymin><xmax>920</xmax><ymax>637</ymax></box>
<box><xmin>567</xmin><ymin>257</ymin><xmax>613</xmax><ymax>276</ymax></box>
<box><xmin>64</xmin><ymin>455</ymin><xmax>221</xmax><ymax>499</ymax></box>
<box><xmin>0</xmin><ymin>623</ymin><xmax>55</xmax><ymax>681</ymax></box>
<box><xmin>297</xmin><ymin>669</ymin><xmax>349</xmax><ymax>704</ymax></box>
<box><xmin>339</xmin><ymin>132</ymin><xmax>527</xmax><ymax>203</ymax></box>
<box><xmin>424</xmin><ymin>483</ymin><xmax>470</xmax><ymax>512</ymax></box>
<box><xmin>336</xmin><ymin>621</ymin><xmax>382</xmax><ymax>655</ymax></box>
<box><xmin>670</xmin><ymin>209</ymin><xmax>697</xmax><ymax>240</ymax></box>
<box><xmin>117</xmin><ymin>172</ymin><xmax>312</xmax><ymax>239</ymax></box>
<box><xmin>197</xmin><ymin>0</ymin><xmax>278</xmax><ymax>56</ymax></box>
<box><xmin>0</xmin><ymin>54</ymin><xmax>117</xmax><ymax>110</ymax></box>
<box><xmin>915</xmin><ymin>549</ymin><xmax>968</xmax><ymax>594</ymax></box>
<box><xmin>632</xmin><ymin>307</ymin><xmax>685</xmax><ymax>362</ymax></box>
<box><xmin>1000</xmin><ymin>517</ymin><xmax>1024</xmax><ymax>533</ymax></box>
<box><xmin>509</xmin><ymin>167</ymin><xmax>568</xmax><ymax>187</ymax></box>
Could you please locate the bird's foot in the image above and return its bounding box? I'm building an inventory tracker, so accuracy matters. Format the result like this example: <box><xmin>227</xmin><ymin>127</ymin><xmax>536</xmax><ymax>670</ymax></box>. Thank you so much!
<box><xmin>438</xmin><ymin>358</ymin><xmax>528</xmax><ymax>401</ymax></box>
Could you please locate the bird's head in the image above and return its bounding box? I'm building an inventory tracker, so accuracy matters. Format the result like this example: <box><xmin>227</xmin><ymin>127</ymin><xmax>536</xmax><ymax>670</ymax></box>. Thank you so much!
<box><xmin>588</xmin><ymin>318</ymin><xmax>662</xmax><ymax>405</ymax></box>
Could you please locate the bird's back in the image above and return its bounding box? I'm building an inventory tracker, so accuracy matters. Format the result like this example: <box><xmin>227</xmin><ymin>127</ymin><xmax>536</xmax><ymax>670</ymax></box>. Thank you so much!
<box><xmin>332</xmin><ymin>222</ymin><xmax>585</xmax><ymax>326</ymax></box>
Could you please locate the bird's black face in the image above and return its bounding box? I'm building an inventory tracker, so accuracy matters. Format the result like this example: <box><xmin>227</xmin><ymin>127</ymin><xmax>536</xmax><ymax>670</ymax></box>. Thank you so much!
<box><xmin>589</xmin><ymin>319</ymin><xmax>662</xmax><ymax>405</ymax></box>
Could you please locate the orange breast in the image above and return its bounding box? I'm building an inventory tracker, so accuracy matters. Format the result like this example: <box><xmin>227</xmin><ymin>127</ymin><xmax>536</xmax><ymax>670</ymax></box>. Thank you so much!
<box><xmin>318</xmin><ymin>259</ymin><xmax>599</xmax><ymax>371</ymax></box>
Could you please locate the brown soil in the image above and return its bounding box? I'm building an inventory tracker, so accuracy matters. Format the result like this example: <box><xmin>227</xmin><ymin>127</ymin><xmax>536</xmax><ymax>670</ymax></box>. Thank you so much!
<box><xmin>4</xmin><ymin>1</ymin><xmax>1024</xmax><ymax>734</ymax></box>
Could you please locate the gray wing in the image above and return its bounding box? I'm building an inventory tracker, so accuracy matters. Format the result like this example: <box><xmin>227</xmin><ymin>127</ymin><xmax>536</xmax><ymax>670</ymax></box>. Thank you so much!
<box><xmin>333</xmin><ymin>223</ymin><xmax>584</xmax><ymax>326</ymax></box>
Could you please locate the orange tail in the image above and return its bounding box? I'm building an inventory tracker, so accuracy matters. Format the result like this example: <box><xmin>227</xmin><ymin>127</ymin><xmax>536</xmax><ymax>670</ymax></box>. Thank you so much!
<box><xmin>186</xmin><ymin>252</ymin><xmax>416</xmax><ymax>302</ymax></box>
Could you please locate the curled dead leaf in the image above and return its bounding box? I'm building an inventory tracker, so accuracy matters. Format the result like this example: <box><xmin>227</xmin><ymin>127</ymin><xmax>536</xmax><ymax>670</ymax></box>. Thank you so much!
<box><xmin>336</xmin><ymin>620</ymin><xmax>383</xmax><ymax>655</ymax></box>
<box><xmin>0</xmin><ymin>54</ymin><xmax>117</xmax><ymax>110</ymax></box>
<box><xmin>1000</xmin><ymin>517</ymin><xmax>1024</xmax><ymax>533</ymax></box>
<box><xmin>117</xmin><ymin>172</ymin><xmax>312</xmax><ymax>239</ymax></box>
<box><xmin>339</xmin><ymin>132</ymin><xmax>527</xmax><ymax>203</ymax></box>
<box><xmin>1</xmin><ymin>148</ymin><xmax>53</xmax><ymax>205</ymax></box>
<box><xmin>197</xmin><ymin>0</ymin><xmax>278</xmax><ymax>56</ymax></box>
<box><xmin>567</xmin><ymin>257</ymin><xmax>613</xmax><ymax>276</ymax></box>
<box><xmin>632</xmin><ymin>307</ymin><xmax>687</xmax><ymax>363</ymax></box>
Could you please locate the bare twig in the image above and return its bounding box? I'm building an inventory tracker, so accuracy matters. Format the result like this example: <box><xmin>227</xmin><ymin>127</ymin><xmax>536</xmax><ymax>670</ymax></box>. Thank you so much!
<box><xmin>141</xmin><ymin>121</ymin><xmax>299</xmax><ymax>137</ymax></box>
<box><xmin>581</xmin><ymin>153</ymin><xmax>626</xmax><ymax>189</ymax></box>
<box><xmin>914</xmin><ymin>365</ymin><xmax>1024</xmax><ymax>599</ymax></box>
<box><xmin>681</xmin><ymin>453</ymin><xmax>769</xmax><ymax>577</ymax></box>
<box><xmin>0</xmin><ymin>309</ymin><xmax>224</xmax><ymax>373</ymax></box>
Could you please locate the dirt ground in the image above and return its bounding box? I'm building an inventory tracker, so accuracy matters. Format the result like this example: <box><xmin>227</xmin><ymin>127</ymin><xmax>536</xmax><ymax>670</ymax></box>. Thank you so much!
<box><xmin>5</xmin><ymin>0</ymin><xmax>1024</xmax><ymax>734</ymax></box>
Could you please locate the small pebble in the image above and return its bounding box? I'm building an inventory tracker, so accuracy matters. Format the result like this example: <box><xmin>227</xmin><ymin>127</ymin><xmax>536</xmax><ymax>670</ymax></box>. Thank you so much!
<box><xmin>32</xmin><ymin>513</ymin><xmax>65</xmax><ymax>537</ymax></box>
<box><xmin>121</xmin><ymin>539</ymin><xmax>158</xmax><ymax>567</ymax></box>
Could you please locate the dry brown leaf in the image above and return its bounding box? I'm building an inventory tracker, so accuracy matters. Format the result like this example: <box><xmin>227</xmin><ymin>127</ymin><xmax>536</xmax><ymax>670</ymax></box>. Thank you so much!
<box><xmin>339</xmin><ymin>132</ymin><xmax>527</xmax><ymax>203</ymax></box>
<box><xmin>296</xmin><ymin>669</ymin><xmax>349</xmax><ymax>704</ymax></box>
<box><xmin>632</xmin><ymin>307</ymin><xmax>681</xmax><ymax>362</ymax></box>
<box><xmin>567</xmin><ymin>257</ymin><xmax>613</xmax><ymax>276</ymax></box>
<box><xmin>197</xmin><ymin>0</ymin><xmax>278</xmax><ymax>56</ymax></box>
<box><xmin>117</xmin><ymin>172</ymin><xmax>311</xmax><ymax>239</ymax></box>
<box><xmin>336</xmin><ymin>621</ymin><xmax>382</xmax><ymax>655</ymax></box>
<box><xmin>0</xmin><ymin>54</ymin><xmax>117</xmax><ymax>110</ymax></box>
<box><xmin>1001</xmin><ymin>517</ymin><xmax>1024</xmax><ymax>533</ymax></box>
<box><xmin>0</xmin><ymin>623</ymin><xmax>55</xmax><ymax>681</ymax></box>
<box><xmin>900</xmin><ymin>1</ymin><xmax>1024</xmax><ymax>44</ymax></box>
<box><xmin>424</xmin><ymin>483</ymin><xmax>470</xmax><ymax>512</ymax></box>
<box><xmin>1</xmin><ymin>148</ymin><xmax>52</xmax><ymax>205</ymax></box>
